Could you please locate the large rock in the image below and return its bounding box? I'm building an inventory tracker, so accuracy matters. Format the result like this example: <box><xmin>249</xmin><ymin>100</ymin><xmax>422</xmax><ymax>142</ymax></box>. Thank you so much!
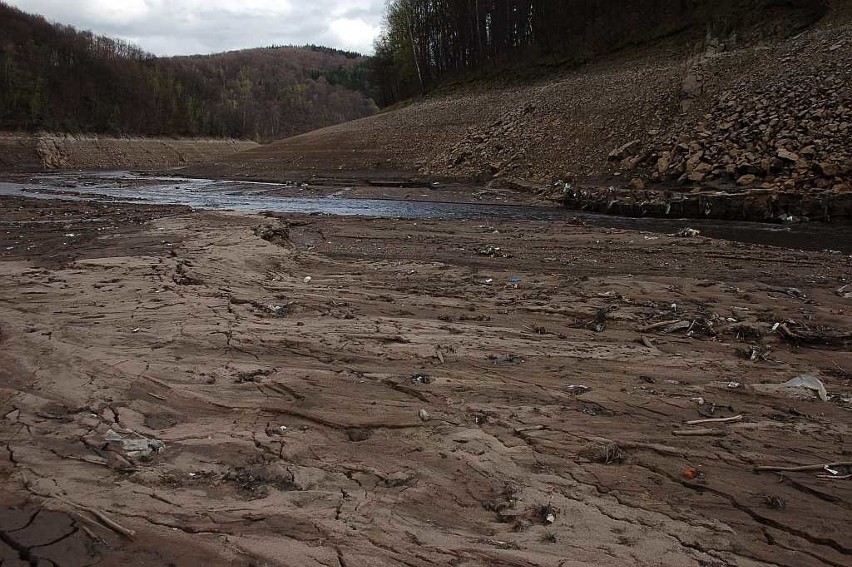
<box><xmin>777</xmin><ymin>148</ymin><xmax>800</xmax><ymax>162</ymax></box>
<box><xmin>737</xmin><ymin>174</ymin><xmax>758</xmax><ymax>186</ymax></box>
<box><xmin>608</xmin><ymin>140</ymin><xmax>641</xmax><ymax>161</ymax></box>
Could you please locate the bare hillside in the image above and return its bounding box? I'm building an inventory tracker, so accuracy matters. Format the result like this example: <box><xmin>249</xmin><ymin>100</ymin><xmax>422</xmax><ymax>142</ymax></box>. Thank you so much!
<box><xmin>195</xmin><ymin>4</ymin><xmax>851</xmax><ymax>220</ymax></box>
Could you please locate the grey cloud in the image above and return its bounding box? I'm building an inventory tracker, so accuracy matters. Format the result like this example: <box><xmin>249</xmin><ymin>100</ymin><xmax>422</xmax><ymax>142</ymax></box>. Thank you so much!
<box><xmin>6</xmin><ymin>0</ymin><xmax>386</xmax><ymax>56</ymax></box>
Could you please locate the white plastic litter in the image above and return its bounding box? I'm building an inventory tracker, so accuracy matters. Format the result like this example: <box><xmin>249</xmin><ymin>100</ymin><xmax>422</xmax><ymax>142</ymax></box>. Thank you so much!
<box><xmin>781</xmin><ymin>375</ymin><xmax>828</xmax><ymax>402</ymax></box>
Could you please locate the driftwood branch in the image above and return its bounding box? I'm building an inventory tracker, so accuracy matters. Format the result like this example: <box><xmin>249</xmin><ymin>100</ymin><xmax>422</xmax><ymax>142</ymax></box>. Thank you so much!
<box><xmin>754</xmin><ymin>461</ymin><xmax>852</xmax><ymax>473</ymax></box>
<box><xmin>685</xmin><ymin>415</ymin><xmax>742</xmax><ymax>426</ymax></box>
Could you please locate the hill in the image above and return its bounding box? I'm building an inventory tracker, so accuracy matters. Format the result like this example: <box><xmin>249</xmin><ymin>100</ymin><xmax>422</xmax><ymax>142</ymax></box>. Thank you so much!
<box><xmin>0</xmin><ymin>2</ymin><xmax>376</xmax><ymax>141</ymax></box>
<box><xmin>195</xmin><ymin>0</ymin><xmax>852</xmax><ymax>221</ymax></box>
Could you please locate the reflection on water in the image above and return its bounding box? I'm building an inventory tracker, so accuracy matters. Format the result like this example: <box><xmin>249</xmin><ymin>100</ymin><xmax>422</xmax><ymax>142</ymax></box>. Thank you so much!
<box><xmin>1</xmin><ymin>171</ymin><xmax>850</xmax><ymax>254</ymax></box>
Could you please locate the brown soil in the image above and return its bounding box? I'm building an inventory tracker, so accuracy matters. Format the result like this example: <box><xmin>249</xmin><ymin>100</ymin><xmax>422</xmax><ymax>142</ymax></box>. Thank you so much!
<box><xmin>1</xmin><ymin>195</ymin><xmax>850</xmax><ymax>566</ymax></box>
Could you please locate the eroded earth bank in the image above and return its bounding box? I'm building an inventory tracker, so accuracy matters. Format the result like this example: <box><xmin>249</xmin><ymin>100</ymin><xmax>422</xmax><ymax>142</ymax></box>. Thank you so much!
<box><xmin>0</xmin><ymin>196</ymin><xmax>850</xmax><ymax>566</ymax></box>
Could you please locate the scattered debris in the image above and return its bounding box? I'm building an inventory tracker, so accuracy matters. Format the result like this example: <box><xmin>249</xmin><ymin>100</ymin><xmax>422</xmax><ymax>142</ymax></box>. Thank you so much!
<box><xmin>411</xmin><ymin>373</ymin><xmax>433</xmax><ymax>384</ymax></box>
<box><xmin>474</xmin><ymin>276</ymin><xmax>494</xmax><ymax>285</ymax></box>
<box><xmin>583</xmin><ymin>307</ymin><xmax>617</xmax><ymax>332</ymax></box>
<box><xmin>685</xmin><ymin>415</ymin><xmax>743</xmax><ymax>426</ymax></box>
<box><xmin>762</xmin><ymin>494</ymin><xmax>787</xmax><ymax>510</ymax></box>
<box><xmin>640</xmin><ymin>319</ymin><xmax>683</xmax><ymax>332</ymax></box>
<box><xmin>235</xmin><ymin>368</ymin><xmax>274</xmax><ymax>383</ymax></box>
<box><xmin>225</xmin><ymin>466</ymin><xmax>296</xmax><ymax>497</ymax></box>
<box><xmin>754</xmin><ymin>461</ymin><xmax>852</xmax><ymax>473</ymax></box>
<box><xmin>737</xmin><ymin>345</ymin><xmax>774</xmax><ymax>362</ymax></box>
<box><xmin>524</xmin><ymin>323</ymin><xmax>549</xmax><ymax>335</ymax></box>
<box><xmin>776</xmin><ymin>321</ymin><xmax>852</xmax><ymax>348</ymax></box>
<box><xmin>725</xmin><ymin>323</ymin><xmax>764</xmax><ymax>341</ymax></box>
<box><xmin>696</xmin><ymin>401</ymin><xmax>737</xmax><ymax>419</ymax></box>
<box><xmin>479</xmin><ymin>245</ymin><xmax>510</xmax><ymax>258</ymax></box>
<box><xmin>538</xmin><ymin>503</ymin><xmax>556</xmax><ymax>525</ymax></box>
<box><xmin>579</xmin><ymin>441</ymin><xmax>625</xmax><ymax>464</ymax></box>
<box><xmin>785</xmin><ymin>287</ymin><xmax>807</xmax><ymax>300</ymax></box>
<box><xmin>565</xmin><ymin>385</ymin><xmax>591</xmax><ymax>395</ymax></box>
<box><xmin>837</xmin><ymin>283</ymin><xmax>852</xmax><ymax>298</ymax></box>
<box><xmin>266</xmin><ymin>304</ymin><xmax>289</xmax><ymax>316</ymax></box>
<box><xmin>104</xmin><ymin>429</ymin><xmax>165</xmax><ymax>458</ymax></box>
<box><xmin>682</xmin><ymin>467</ymin><xmax>708</xmax><ymax>483</ymax></box>
<box><xmin>490</xmin><ymin>353</ymin><xmax>524</xmax><ymax>365</ymax></box>
<box><xmin>674</xmin><ymin>228</ymin><xmax>700</xmax><ymax>238</ymax></box>
<box><xmin>265</xmin><ymin>425</ymin><xmax>288</xmax><ymax>436</ymax></box>
<box><xmin>254</xmin><ymin>223</ymin><xmax>290</xmax><ymax>246</ymax></box>
<box><xmin>662</xmin><ymin>320</ymin><xmax>692</xmax><ymax>334</ymax></box>
<box><xmin>780</xmin><ymin>375</ymin><xmax>828</xmax><ymax>402</ymax></box>
<box><xmin>65</xmin><ymin>500</ymin><xmax>136</xmax><ymax>539</ymax></box>
<box><xmin>508</xmin><ymin>275</ymin><xmax>522</xmax><ymax>289</ymax></box>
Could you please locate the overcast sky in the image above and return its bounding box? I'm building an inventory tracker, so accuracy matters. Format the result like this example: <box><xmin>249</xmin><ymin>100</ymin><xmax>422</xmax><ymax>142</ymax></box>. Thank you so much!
<box><xmin>6</xmin><ymin>0</ymin><xmax>386</xmax><ymax>56</ymax></box>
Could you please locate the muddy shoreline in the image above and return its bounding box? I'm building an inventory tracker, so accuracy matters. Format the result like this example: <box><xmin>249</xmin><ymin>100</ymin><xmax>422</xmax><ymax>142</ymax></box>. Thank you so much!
<box><xmin>1</xmin><ymin>194</ymin><xmax>850</xmax><ymax>566</ymax></box>
<box><xmin>4</xmin><ymin>171</ymin><xmax>852</xmax><ymax>256</ymax></box>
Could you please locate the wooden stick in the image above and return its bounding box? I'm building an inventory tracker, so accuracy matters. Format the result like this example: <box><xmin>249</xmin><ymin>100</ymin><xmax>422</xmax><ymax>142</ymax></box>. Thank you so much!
<box><xmin>817</xmin><ymin>474</ymin><xmax>851</xmax><ymax>480</ymax></box>
<box><xmin>639</xmin><ymin>320</ymin><xmax>682</xmax><ymax>332</ymax></box>
<box><xmin>63</xmin><ymin>499</ymin><xmax>136</xmax><ymax>538</ymax></box>
<box><xmin>672</xmin><ymin>428</ymin><xmax>728</xmax><ymax>437</ymax></box>
<box><xmin>755</xmin><ymin>462</ymin><xmax>852</xmax><ymax>473</ymax></box>
<box><xmin>685</xmin><ymin>415</ymin><xmax>742</xmax><ymax>426</ymax></box>
<box><xmin>85</xmin><ymin>507</ymin><xmax>136</xmax><ymax>538</ymax></box>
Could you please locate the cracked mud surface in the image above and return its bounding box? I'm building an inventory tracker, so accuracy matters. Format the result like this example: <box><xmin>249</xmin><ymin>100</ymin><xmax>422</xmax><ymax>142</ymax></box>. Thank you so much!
<box><xmin>0</xmin><ymin>196</ymin><xmax>850</xmax><ymax>566</ymax></box>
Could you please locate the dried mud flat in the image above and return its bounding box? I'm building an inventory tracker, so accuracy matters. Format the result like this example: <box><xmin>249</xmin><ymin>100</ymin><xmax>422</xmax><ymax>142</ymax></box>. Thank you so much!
<box><xmin>0</xmin><ymin>196</ymin><xmax>850</xmax><ymax>567</ymax></box>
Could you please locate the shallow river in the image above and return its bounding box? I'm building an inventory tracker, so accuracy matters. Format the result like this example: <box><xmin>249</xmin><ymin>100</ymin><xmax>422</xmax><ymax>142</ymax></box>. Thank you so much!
<box><xmin>1</xmin><ymin>171</ymin><xmax>851</xmax><ymax>254</ymax></box>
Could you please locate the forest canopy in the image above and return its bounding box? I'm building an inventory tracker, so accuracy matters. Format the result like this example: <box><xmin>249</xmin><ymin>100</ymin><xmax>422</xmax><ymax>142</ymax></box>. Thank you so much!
<box><xmin>0</xmin><ymin>2</ymin><xmax>377</xmax><ymax>140</ymax></box>
<box><xmin>1</xmin><ymin>0</ymin><xmax>830</xmax><ymax>138</ymax></box>
<box><xmin>370</xmin><ymin>0</ymin><xmax>829</xmax><ymax>104</ymax></box>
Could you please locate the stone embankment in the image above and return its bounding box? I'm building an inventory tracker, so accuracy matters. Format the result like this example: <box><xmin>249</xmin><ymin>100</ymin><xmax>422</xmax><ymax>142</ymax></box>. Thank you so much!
<box><xmin>0</xmin><ymin>132</ymin><xmax>257</xmax><ymax>171</ymax></box>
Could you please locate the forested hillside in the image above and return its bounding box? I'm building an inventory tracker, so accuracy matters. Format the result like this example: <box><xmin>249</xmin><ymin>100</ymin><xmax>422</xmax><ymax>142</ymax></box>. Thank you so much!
<box><xmin>0</xmin><ymin>2</ymin><xmax>377</xmax><ymax>140</ymax></box>
<box><xmin>372</xmin><ymin>0</ymin><xmax>829</xmax><ymax>103</ymax></box>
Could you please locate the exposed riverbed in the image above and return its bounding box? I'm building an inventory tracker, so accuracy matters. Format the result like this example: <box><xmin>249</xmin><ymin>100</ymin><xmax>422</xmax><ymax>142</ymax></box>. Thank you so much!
<box><xmin>1</xmin><ymin>171</ymin><xmax>851</xmax><ymax>254</ymax></box>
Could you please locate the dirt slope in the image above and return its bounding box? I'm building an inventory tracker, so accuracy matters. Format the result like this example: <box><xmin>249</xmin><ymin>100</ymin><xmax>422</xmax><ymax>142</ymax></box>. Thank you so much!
<box><xmin>193</xmin><ymin>4</ymin><xmax>851</xmax><ymax>220</ymax></box>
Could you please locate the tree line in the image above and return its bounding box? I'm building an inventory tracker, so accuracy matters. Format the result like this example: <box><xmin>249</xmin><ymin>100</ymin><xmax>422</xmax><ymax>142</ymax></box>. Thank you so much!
<box><xmin>1</xmin><ymin>0</ymin><xmax>830</xmax><ymax>138</ymax></box>
<box><xmin>0</xmin><ymin>2</ymin><xmax>377</xmax><ymax>140</ymax></box>
<box><xmin>370</xmin><ymin>0</ymin><xmax>829</xmax><ymax>104</ymax></box>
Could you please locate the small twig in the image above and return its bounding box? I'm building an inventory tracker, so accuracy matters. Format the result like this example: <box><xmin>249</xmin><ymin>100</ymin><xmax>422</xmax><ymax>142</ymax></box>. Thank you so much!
<box><xmin>755</xmin><ymin>462</ymin><xmax>852</xmax><ymax>473</ymax></box>
<box><xmin>816</xmin><ymin>474</ymin><xmax>851</xmax><ymax>480</ymax></box>
<box><xmin>514</xmin><ymin>425</ymin><xmax>546</xmax><ymax>434</ymax></box>
<box><xmin>63</xmin><ymin>500</ymin><xmax>136</xmax><ymax>538</ymax></box>
<box><xmin>672</xmin><ymin>428</ymin><xmax>728</xmax><ymax>437</ymax></box>
<box><xmin>435</xmin><ymin>349</ymin><xmax>444</xmax><ymax>364</ymax></box>
<box><xmin>146</xmin><ymin>391</ymin><xmax>167</xmax><ymax>401</ymax></box>
<box><xmin>61</xmin><ymin>455</ymin><xmax>112</xmax><ymax>467</ymax></box>
<box><xmin>639</xmin><ymin>320</ymin><xmax>682</xmax><ymax>332</ymax></box>
<box><xmin>685</xmin><ymin>415</ymin><xmax>742</xmax><ymax>426</ymax></box>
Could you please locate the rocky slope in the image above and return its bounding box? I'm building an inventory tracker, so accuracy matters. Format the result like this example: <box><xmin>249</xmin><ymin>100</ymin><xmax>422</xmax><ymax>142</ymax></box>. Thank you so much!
<box><xmin>0</xmin><ymin>133</ymin><xmax>258</xmax><ymax>172</ymax></box>
<box><xmin>196</xmin><ymin>2</ymin><xmax>851</xmax><ymax>221</ymax></box>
